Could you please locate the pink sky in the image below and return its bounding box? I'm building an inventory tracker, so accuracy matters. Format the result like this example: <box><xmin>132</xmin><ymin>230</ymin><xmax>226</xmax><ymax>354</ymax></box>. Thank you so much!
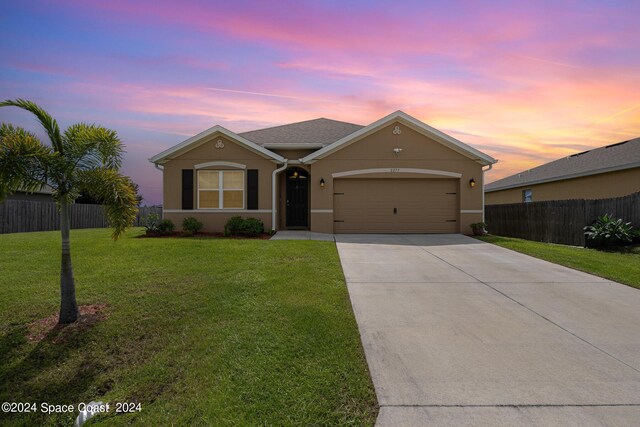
<box><xmin>1</xmin><ymin>0</ymin><xmax>639</xmax><ymax>204</ymax></box>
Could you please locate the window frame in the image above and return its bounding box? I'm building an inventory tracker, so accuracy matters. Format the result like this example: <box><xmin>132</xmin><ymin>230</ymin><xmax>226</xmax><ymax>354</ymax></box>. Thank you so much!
<box><xmin>197</xmin><ymin>170</ymin><xmax>245</xmax><ymax>210</ymax></box>
<box><xmin>522</xmin><ymin>189</ymin><xmax>533</xmax><ymax>203</ymax></box>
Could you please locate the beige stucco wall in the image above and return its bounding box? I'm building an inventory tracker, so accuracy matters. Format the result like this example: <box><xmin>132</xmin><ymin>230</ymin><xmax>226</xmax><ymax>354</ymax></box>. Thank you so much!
<box><xmin>161</xmin><ymin>135</ymin><xmax>277</xmax><ymax>231</ymax></box>
<box><xmin>485</xmin><ymin>168</ymin><xmax>640</xmax><ymax>205</ymax></box>
<box><xmin>307</xmin><ymin>122</ymin><xmax>485</xmax><ymax>234</ymax></box>
<box><xmin>270</xmin><ymin>148</ymin><xmax>316</xmax><ymax>159</ymax></box>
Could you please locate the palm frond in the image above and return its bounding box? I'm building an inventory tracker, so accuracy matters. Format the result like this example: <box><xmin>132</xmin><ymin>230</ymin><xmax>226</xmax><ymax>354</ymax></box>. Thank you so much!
<box><xmin>75</xmin><ymin>168</ymin><xmax>139</xmax><ymax>240</ymax></box>
<box><xmin>0</xmin><ymin>123</ymin><xmax>53</xmax><ymax>200</ymax></box>
<box><xmin>63</xmin><ymin>123</ymin><xmax>124</xmax><ymax>171</ymax></box>
<box><xmin>0</xmin><ymin>99</ymin><xmax>64</xmax><ymax>153</ymax></box>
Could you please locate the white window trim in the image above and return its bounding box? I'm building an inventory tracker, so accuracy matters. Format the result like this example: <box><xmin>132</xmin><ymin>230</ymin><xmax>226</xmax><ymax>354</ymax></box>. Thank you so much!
<box><xmin>197</xmin><ymin>170</ymin><xmax>245</xmax><ymax>210</ymax></box>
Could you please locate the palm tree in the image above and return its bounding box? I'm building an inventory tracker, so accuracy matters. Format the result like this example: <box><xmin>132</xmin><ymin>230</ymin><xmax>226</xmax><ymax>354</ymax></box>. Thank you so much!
<box><xmin>0</xmin><ymin>99</ymin><xmax>138</xmax><ymax>324</ymax></box>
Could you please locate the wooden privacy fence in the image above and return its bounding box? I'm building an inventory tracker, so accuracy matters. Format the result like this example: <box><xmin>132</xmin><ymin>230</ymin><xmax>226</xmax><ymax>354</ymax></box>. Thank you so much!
<box><xmin>485</xmin><ymin>191</ymin><xmax>640</xmax><ymax>246</ymax></box>
<box><xmin>0</xmin><ymin>200</ymin><xmax>162</xmax><ymax>234</ymax></box>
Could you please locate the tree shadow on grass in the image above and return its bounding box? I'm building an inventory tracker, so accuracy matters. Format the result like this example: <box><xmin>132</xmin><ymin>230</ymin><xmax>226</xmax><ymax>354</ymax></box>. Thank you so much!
<box><xmin>0</xmin><ymin>309</ymin><xmax>111</xmax><ymax>425</ymax></box>
<box><xmin>0</xmin><ymin>325</ymin><xmax>28</xmax><ymax>368</ymax></box>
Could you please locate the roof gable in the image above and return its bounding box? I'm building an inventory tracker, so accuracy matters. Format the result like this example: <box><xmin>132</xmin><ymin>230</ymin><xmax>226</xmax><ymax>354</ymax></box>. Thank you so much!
<box><xmin>149</xmin><ymin>111</ymin><xmax>497</xmax><ymax>167</ymax></box>
<box><xmin>486</xmin><ymin>137</ymin><xmax>640</xmax><ymax>192</ymax></box>
<box><xmin>300</xmin><ymin>111</ymin><xmax>496</xmax><ymax>165</ymax></box>
<box><xmin>149</xmin><ymin>125</ymin><xmax>285</xmax><ymax>164</ymax></box>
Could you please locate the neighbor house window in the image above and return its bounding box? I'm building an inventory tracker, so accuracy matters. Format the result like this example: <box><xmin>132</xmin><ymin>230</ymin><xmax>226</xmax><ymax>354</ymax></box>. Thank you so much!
<box><xmin>198</xmin><ymin>170</ymin><xmax>244</xmax><ymax>209</ymax></box>
<box><xmin>522</xmin><ymin>189</ymin><xmax>533</xmax><ymax>203</ymax></box>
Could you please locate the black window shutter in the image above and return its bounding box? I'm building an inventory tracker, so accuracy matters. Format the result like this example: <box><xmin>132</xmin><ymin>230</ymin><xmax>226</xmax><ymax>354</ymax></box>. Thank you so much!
<box><xmin>182</xmin><ymin>169</ymin><xmax>194</xmax><ymax>210</ymax></box>
<box><xmin>247</xmin><ymin>169</ymin><xmax>259</xmax><ymax>210</ymax></box>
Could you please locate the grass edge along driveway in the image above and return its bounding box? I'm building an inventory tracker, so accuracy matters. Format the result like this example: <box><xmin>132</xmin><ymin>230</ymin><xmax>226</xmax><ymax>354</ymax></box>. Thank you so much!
<box><xmin>477</xmin><ymin>235</ymin><xmax>640</xmax><ymax>290</ymax></box>
<box><xmin>0</xmin><ymin>228</ymin><xmax>378</xmax><ymax>426</ymax></box>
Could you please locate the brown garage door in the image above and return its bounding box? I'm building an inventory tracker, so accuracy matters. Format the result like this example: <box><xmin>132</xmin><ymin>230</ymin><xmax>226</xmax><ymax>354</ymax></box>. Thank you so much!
<box><xmin>333</xmin><ymin>178</ymin><xmax>458</xmax><ymax>233</ymax></box>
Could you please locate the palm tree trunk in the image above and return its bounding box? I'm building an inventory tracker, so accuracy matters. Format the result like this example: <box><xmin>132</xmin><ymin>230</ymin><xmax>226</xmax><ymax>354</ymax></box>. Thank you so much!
<box><xmin>59</xmin><ymin>201</ymin><xmax>79</xmax><ymax>324</ymax></box>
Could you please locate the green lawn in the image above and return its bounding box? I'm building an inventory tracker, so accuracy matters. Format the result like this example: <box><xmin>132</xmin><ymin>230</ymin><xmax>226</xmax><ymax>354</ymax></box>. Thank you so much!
<box><xmin>477</xmin><ymin>235</ymin><xmax>640</xmax><ymax>289</ymax></box>
<box><xmin>0</xmin><ymin>228</ymin><xmax>377</xmax><ymax>426</ymax></box>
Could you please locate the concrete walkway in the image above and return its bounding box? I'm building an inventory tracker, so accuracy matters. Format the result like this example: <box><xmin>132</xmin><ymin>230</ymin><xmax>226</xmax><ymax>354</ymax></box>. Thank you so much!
<box><xmin>335</xmin><ymin>234</ymin><xmax>640</xmax><ymax>426</ymax></box>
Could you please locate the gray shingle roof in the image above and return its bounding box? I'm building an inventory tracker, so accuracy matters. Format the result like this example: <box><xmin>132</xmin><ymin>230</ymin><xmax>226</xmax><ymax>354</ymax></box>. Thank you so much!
<box><xmin>14</xmin><ymin>184</ymin><xmax>54</xmax><ymax>194</ymax></box>
<box><xmin>486</xmin><ymin>137</ymin><xmax>640</xmax><ymax>192</ymax></box>
<box><xmin>238</xmin><ymin>118</ymin><xmax>363</xmax><ymax>147</ymax></box>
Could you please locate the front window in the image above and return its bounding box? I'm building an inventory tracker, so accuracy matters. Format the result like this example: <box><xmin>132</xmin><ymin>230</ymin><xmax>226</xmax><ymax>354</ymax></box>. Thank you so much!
<box><xmin>198</xmin><ymin>170</ymin><xmax>244</xmax><ymax>209</ymax></box>
<box><xmin>522</xmin><ymin>189</ymin><xmax>532</xmax><ymax>203</ymax></box>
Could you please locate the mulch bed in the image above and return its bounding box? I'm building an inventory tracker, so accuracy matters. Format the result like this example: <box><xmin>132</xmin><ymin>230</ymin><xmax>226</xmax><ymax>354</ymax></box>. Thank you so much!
<box><xmin>138</xmin><ymin>231</ymin><xmax>272</xmax><ymax>240</ymax></box>
<box><xmin>27</xmin><ymin>303</ymin><xmax>107</xmax><ymax>343</ymax></box>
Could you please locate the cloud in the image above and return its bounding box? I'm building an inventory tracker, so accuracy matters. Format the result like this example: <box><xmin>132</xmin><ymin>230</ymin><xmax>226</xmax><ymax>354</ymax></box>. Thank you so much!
<box><xmin>4</xmin><ymin>0</ymin><xmax>639</xmax><ymax>204</ymax></box>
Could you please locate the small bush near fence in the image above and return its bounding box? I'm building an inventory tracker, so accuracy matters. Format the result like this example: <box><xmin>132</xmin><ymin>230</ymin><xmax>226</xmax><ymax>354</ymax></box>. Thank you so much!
<box><xmin>485</xmin><ymin>191</ymin><xmax>640</xmax><ymax>246</ymax></box>
<box><xmin>144</xmin><ymin>213</ymin><xmax>161</xmax><ymax>234</ymax></box>
<box><xmin>0</xmin><ymin>200</ymin><xmax>161</xmax><ymax>234</ymax></box>
<box><xmin>584</xmin><ymin>214</ymin><xmax>637</xmax><ymax>248</ymax></box>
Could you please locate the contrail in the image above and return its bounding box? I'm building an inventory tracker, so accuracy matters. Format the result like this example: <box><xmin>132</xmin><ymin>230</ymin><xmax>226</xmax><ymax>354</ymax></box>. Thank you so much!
<box><xmin>200</xmin><ymin>86</ymin><xmax>353</xmax><ymax>105</ymax></box>
<box><xmin>592</xmin><ymin>102</ymin><xmax>640</xmax><ymax>125</ymax></box>
<box><xmin>202</xmin><ymin>86</ymin><xmax>309</xmax><ymax>100</ymax></box>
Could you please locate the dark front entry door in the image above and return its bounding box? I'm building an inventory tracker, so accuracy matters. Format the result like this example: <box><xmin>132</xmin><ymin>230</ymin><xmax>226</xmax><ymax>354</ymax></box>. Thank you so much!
<box><xmin>286</xmin><ymin>177</ymin><xmax>309</xmax><ymax>228</ymax></box>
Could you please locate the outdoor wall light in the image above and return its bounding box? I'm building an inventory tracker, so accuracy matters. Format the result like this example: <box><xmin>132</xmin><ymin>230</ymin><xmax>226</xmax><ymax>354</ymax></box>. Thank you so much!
<box><xmin>320</xmin><ymin>178</ymin><xmax>325</xmax><ymax>188</ymax></box>
<box><xmin>469</xmin><ymin>178</ymin><xmax>476</xmax><ymax>188</ymax></box>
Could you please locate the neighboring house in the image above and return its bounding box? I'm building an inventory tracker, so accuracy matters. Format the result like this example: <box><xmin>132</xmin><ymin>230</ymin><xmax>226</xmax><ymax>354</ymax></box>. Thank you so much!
<box><xmin>7</xmin><ymin>185</ymin><xmax>54</xmax><ymax>202</ymax></box>
<box><xmin>485</xmin><ymin>137</ymin><xmax>640</xmax><ymax>204</ymax></box>
<box><xmin>149</xmin><ymin>111</ymin><xmax>496</xmax><ymax>234</ymax></box>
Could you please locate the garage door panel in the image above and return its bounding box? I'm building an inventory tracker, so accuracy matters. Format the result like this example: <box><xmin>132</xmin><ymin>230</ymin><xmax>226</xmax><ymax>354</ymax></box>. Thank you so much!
<box><xmin>333</xmin><ymin>178</ymin><xmax>458</xmax><ymax>233</ymax></box>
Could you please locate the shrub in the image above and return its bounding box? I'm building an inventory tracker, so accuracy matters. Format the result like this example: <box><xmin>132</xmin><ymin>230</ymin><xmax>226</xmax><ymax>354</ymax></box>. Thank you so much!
<box><xmin>470</xmin><ymin>222</ymin><xmax>487</xmax><ymax>236</ymax></box>
<box><xmin>224</xmin><ymin>216</ymin><xmax>264</xmax><ymax>237</ymax></box>
<box><xmin>584</xmin><ymin>214</ymin><xmax>635</xmax><ymax>247</ymax></box>
<box><xmin>182</xmin><ymin>217</ymin><xmax>203</xmax><ymax>236</ymax></box>
<box><xmin>224</xmin><ymin>216</ymin><xmax>244</xmax><ymax>236</ymax></box>
<box><xmin>144</xmin><ymin>213</ymin><xmax>161</xmax><ymax>234</ymax></box>
<box><xmin>240</xmin><ymin>217</ymin><xmax>264</xmax><ymax>236</ymax></box>
<box><xmin>157</xmin><ymin>219</ymin><xmax>175</xmax><ymax>235</ymax></box>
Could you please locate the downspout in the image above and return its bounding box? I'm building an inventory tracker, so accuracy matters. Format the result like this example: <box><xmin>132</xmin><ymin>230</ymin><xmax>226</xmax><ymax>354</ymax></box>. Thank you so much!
<box><xmin>154</xmin><ymin>163</ymin><xmax>164</xmax><ymax>217</ymax></box>
<box><xmin>271</xmin><ymin>160</ymin><xmax>288</xmax><ymax>232</ymax></box>
<box><xmin>482</xmin><ymin>163</ymin><xmax>494</xmax><ymax>222</ymax></box>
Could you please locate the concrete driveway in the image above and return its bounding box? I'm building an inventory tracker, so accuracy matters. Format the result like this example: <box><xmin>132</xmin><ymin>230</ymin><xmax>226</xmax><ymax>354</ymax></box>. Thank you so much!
<box><xmin>335</xmin><ymin>234</ymin><xmax>640</xmax><ymax>426</ymax></box>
